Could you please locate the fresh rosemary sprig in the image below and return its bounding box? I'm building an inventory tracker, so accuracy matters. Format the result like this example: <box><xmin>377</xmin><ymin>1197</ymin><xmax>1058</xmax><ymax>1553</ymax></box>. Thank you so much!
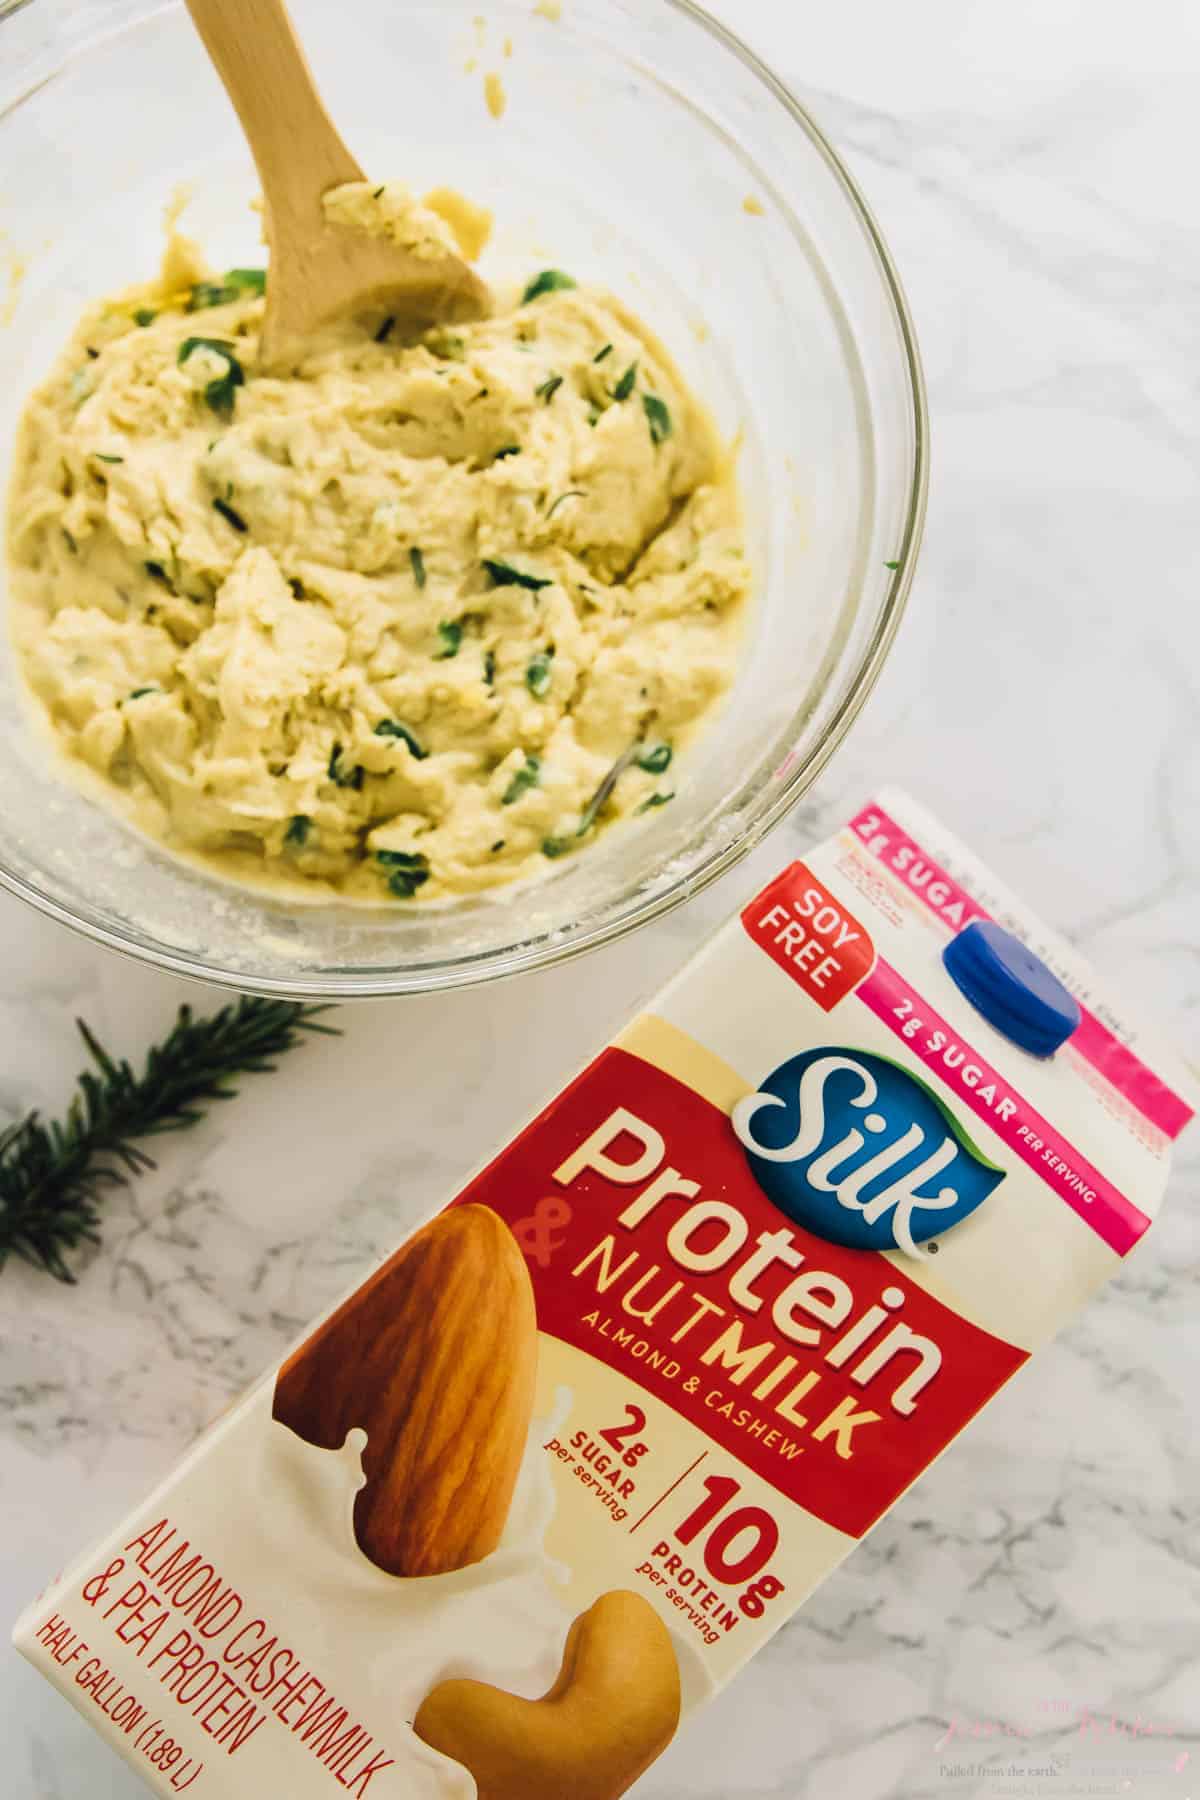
<box><xmin>0</xmin><ymin>999</ymin><xmax>338</xmax><ymax>1283</ymax></box>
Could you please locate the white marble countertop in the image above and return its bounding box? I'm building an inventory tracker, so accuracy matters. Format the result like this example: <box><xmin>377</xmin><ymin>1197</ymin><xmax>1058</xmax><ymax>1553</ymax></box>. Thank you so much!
<box><xmin>3</xmin><ymin>2</ymin><xmax>1199</xmax><ymax>1797</ymax></box>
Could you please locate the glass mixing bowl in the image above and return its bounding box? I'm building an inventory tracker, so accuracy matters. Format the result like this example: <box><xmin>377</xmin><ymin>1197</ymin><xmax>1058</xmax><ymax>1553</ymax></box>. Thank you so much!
<box><xmin>0</xmin><ymin>0</ymin><xmax>926</xmax><ymax>997</ymax></box>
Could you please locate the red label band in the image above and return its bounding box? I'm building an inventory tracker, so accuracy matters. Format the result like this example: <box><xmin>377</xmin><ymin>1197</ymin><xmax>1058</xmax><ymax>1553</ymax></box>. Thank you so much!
<box><xmin>742</xmin><ymin>864</ymin><xmax>876</xmax><ymax>1012</ymax></box>
<box><xmin>453</xmin><ymin>1049</ymin><xmax>1026</xmax><ymax>1540</ymax></box>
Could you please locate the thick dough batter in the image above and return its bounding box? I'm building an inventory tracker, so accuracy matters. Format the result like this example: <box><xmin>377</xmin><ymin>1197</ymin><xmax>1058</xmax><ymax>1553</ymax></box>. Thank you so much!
<box><xmin>6</xmin><ymin>188</ymin><xmax>749</xmax><ymax>902</ymax></box>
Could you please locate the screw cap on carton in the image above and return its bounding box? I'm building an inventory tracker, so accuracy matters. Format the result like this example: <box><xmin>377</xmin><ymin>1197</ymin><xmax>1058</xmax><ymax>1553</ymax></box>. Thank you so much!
<box><xmin>943</xmin><ymin>920</ymin><xmax>1082</xmax><ymax>1057</ymax></box>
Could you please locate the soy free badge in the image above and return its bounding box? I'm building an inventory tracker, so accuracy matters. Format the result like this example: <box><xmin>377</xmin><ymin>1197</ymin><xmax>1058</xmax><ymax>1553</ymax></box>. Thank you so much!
<box><xmin>742</xmin><ymin>864</ymin><xmax>876</xmax><ymax>1011</ymax></box>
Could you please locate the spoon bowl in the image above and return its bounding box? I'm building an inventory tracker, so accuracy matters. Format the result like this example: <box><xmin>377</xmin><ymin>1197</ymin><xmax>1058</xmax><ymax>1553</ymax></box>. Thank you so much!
<box><xmin>184</xmin><ymin>0</ymin><xmax>491</xmax><ymax>363</ymax></box>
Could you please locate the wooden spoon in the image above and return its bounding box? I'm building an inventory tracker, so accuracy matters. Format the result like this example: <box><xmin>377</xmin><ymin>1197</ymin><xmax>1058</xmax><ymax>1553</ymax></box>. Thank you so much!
<box><xmin>184</xmin><ymin>0</ymin><xmax>491</xmax><ymax>367</ymax></box>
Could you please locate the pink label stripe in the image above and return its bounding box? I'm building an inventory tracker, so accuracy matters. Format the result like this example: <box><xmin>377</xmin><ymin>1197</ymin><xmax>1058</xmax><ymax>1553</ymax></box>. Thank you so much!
<box><xmin>856</xmin><ymin>959</ymin><xmax>1151</xmax><ymax>1256</ymax></box>
<box><xmin>850</xmin><ymin>804</ymin><xmax>1193</xmax><ymax>1142</ymax></box>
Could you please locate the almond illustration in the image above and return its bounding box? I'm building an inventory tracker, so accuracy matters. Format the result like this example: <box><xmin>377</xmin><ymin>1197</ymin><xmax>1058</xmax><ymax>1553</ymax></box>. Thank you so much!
<box><xmin>273</xmin><ymin>1204</ymin><xmax>537</xmax><ymax>1578</ymax></box>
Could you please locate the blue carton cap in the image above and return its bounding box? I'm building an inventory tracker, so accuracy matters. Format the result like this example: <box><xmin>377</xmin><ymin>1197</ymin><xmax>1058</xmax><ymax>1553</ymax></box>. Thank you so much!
<box><xmin>943</xmin><ymin>920</ymin><xmax>1082</xmax><ymax>1058</ymax></box>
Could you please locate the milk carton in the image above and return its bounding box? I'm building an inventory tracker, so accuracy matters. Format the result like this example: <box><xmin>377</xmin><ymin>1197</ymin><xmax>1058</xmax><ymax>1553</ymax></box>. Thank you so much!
<box><xmin>15</xmin><ymin>792</ymin><xmax>1194</xmax><ymax>1799</ymax></box>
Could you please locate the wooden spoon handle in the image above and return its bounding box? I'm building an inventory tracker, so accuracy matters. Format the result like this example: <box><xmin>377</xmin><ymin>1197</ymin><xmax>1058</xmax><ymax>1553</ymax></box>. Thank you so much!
<box><xmin>185</xmin><ymin>0</ymin><xmax>363</xmax><ymax>228</ymax></box>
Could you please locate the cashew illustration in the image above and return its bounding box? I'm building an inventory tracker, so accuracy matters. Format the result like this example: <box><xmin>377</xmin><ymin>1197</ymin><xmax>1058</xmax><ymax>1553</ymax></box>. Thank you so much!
<box><xmin>414</xmin><ymin>1590</ymin><xmax>681</xmax><ymax>1800</ymax></box>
